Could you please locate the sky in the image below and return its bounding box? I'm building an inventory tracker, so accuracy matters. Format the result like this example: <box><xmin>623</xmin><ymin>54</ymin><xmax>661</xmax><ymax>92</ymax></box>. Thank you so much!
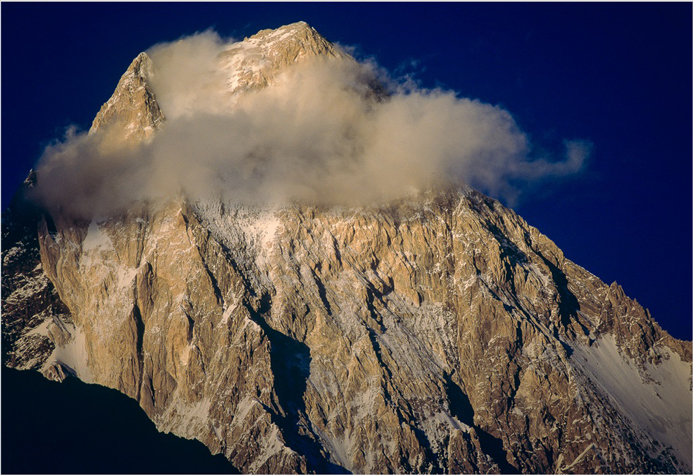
<box><xmin>1</xmin><ymin>2</ymin><xmax>691</xmax><ymax>340</ymax></box>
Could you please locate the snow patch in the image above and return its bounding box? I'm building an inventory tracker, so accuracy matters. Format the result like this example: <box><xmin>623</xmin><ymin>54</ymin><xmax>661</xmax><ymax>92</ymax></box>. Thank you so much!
<box><xmin>82</xmin><ymin>221</ymin><xmax>114</xmax><ymax>252</ymax></box>
<box><xmin>233</xmin><ymin>396</ymin><xmax>262</xmax><ymax>425</ymax></box>
<box><xmin>116</xmin><ymin>266</ymin><xmax>138</xmax><ymax>289</ymax></box>
<box><xmin>221</xmin><ymin>300</ymin><xmax>238</xmax><ymax>325</ymax></box>
<box><xmin>243</xmin><ymin>211</ymin><xmax>281</xmax><ymax>255</ymax></box>
<box><xmin>572</xmin><ymin>335</ymin><xmax>692</xmax><ymax>471</ymax></box>
<box><xmin>26</xmin><ymin>319</ymin><xmax>51</xmax><ymax>338</ymax></box>
<box><xmin>193</xmin><ymin>199</ymin><xmax>281</xmax><ymax>272</ymax></box>
<box><xmin>43</xmin><ymin>324</ymin><xmax>93</xmax><ymax>383</ymax></box>
<box><xmin>248</xmin><ymin>424</ymin><xmax>294</xmax><ymax>472</ymax></box>
<box><xmin>157</xmin><ymin>395</ymin><xmax>213</xmax><ymax>443</ymax></box>
<box><xmin>312</xmin><ymin>424</ymin><xmax>352</xmax><ymax>470</ymax></box>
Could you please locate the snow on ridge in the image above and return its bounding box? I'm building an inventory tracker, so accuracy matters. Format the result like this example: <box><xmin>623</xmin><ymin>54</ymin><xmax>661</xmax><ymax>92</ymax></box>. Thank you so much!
<box><xmin>217</xmin><ymin>21</ymin><xmax>330</xmax><ymax>99</ymax></box>
<box><xmin>572</xmin><ymin>334</ymin><xmax>692</xmax><ymax>471</ymax></box>
<box><xmin>3</xmin><ymin>245</ymin><xmax>24</xmax><ymax>265</ymax></box>
<box><xmin>157</xmin><ymin>396</ymin><xmax>213</xmax><ymax>442</ymax></box>
<box><xmin>193</xmin><ymin>200</ymin><xmax>281</xmax><ymax>270</ymax></box>
<box><xmin>244</xmin><ymin>212</ymin><xmax>281</xmax><ymax>252</ymax></box>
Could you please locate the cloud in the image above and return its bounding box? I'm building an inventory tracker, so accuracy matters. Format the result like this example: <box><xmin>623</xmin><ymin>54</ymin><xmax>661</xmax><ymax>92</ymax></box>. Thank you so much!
<box><xmin>31</xmin><ymin>30</ymin><xmax>589</xmax><ymax>219</ymax></box>
<box><xmin>146</xmin><ymin>30</ymin><xmax>233</xmax><ymax>119</ymax></box>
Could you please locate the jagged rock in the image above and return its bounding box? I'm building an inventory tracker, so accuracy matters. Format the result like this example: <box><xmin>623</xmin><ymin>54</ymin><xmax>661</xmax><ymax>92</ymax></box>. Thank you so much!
<box><xmin>42</xmin><ymin>362</ymin><xmax>68</xmax><ymax>382</ymax></box>
<box><xmin>3</xmin><ymin>21</ymin><xmax>691</xmax><ymax>474</ymax></box>
<box><xmin>46</xmin><ymin>319</ymin><xmax>72</xmax><ymax>347</ymax></box>
<box><xmin>90</xmin><ymin>52</ymin><xmax>165</xmax><ymax>141</ymax></box>
<box><xmin>219</xmin><ymin>21</ymin><xmax>349</xmax><ymax>97</ymax></box>
<box><xmin>1</xmin><ymin>172</ymin><xmax>70</xmax><ymax>371</ymax></box>
<box><xmin>28</xmin><ymin>190</ymin><xmax>692</xmax><ymax>474</ymax></box>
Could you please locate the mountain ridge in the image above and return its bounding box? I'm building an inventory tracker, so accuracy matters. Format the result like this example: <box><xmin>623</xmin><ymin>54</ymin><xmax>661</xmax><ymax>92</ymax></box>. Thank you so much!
<box><xmin>2</xmin><ymin>22</ymin><xmax>691</xmax><ymax>474</ymax></box>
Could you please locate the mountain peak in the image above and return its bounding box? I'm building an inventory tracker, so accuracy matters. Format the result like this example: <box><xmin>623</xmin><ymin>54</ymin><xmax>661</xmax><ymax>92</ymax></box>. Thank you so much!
<box><xmin>89</xmin><ymin>51</ymin><xmax>165</xmax><ymax>141</ymax></box>
<box><xmin>3</xmin><ymin>21</ymin><xmax>691</xmax><ymax>475</ymax></box>
<box><xmin>89</xmin><ymin>22</ymin><xmax>345</xmax><ymax>137</ymax></box>
<box><xmin>242</xmin><ymin>20</ymin><xmax>343</xmax><ymax>59</ymax></box>
<box><xmin>128</xmin><ymin>52</ymin><xmax>153</xmax><ymax>77</ymax></box>
<box><xmin>249</xmin><ymin>20</ymin><xmax>315</xmax><ymax>40</ymax></box>
<box><xmin>218</xmin><ymin>21</ymin><xmax>348</xmax><ymax>96</ymax></box>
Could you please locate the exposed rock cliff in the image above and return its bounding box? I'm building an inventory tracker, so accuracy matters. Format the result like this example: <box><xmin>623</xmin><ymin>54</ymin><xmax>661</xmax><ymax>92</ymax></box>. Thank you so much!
<box><xmin>90</xmin><ymin>52</ymin><xmax>165</xmax><ymax>141</ymax></box>
<box><xmin>2</xmin><ymin>172</ymin><xmax>72</xmax><ymax>376</ymax></box>
<box><xmin>29</xmin><ymin>188</ymin><xmax>692</xmax><ymax>474</ymax></box>
<box><xmin>3</xmin><ymin>22</ymin><xmax>691</xmax><ymax>474</ymax></box>
<box><xmin>219</xmin><ymin>21</ymin><xmax>349</xmax><ymax>97</ymax></box>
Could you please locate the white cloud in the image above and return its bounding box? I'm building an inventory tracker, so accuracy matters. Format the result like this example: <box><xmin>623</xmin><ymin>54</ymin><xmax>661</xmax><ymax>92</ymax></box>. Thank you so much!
<box><xmin>31</xmin><ymin>30</ymin><xmax>589</xmax><ymax>219</ymax></box>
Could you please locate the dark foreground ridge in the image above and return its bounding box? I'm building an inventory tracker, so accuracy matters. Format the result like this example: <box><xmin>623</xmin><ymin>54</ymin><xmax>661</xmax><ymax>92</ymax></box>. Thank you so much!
<box><xmin>1</xmin><ymin>366</ymin><xmax>237</xmax><ymax>474</ymax></box>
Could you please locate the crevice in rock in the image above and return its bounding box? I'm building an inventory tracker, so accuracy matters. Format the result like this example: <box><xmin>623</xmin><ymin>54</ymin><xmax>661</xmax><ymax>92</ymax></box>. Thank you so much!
<box><xmin>132</xmin><ymin>303</ymin><xmax>145</xmax><ymax>403</ymax></box>
<box><xmin>487</xmin><ymin>222</ymin><xmax>529</xmax><ymax>267</ymax></box>
<box><xmin>444</xmin><ymin>373</ymin><xmax>519</xmax><ymax>474</ymax></box>
<box><xmin>408</xmin><ymin>422</ymin><xmax>440</xmax><ymax>473</ymax></box>
<box><xmin>310</xmin><ymin>269</ymin><xmax>332</xmax><ymax>315</ymax></box>
<box><xmin>538</xmin><ymin>255</ymin><xmax>579</xmax><ymax>323</ymax></box>
<box><xmin>537</xmin><ymin>254</ymin><xmax>583</xmax><ymax>356</ymax></box>
<box><xmin>43</xmin><ymin>212</ymin><xmax>59</xmax><ymax>236</ymax></box>
<box><xmin>198</xmin><ymin>256</ymin><xmax>224</xmax><ymax>307</ymax></box>
<box><xmin>365</xmin><ymin>287</ymin><xmax>385</xmax><ymax>331</ymax></box>
<box><xmin>245</xmin><ymin>294</ymin><xmax>349</xmax><ymax>474</ymax></box>
<box><xmin>474</xmin><ymin>426</ymin><xmax>518</xmax><ymax>474</ymax></box>
<box><xmin>366</xmin><ymin>328</ymin><xmax>392</xmax><ymax>379</ymax></box>
<box><xmin>185</xmin><ymin>314</ymin><xmax>195</xmax><ymax>343</ymax></box>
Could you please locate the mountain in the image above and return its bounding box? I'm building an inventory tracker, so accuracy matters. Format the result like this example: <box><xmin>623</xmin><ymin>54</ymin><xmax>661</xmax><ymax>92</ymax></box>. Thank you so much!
<box><xmin>2</xmin><ymin>22</ymin><xmax>691</xmax><ymax>474</ymax></box>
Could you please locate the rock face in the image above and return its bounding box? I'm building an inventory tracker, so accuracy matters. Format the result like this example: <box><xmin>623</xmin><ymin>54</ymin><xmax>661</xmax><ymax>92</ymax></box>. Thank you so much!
<box><xmin>3</xmin><ymin>22</ymin><xmax>692</xmax><ymax>474</ymax></box>
<box><xmin>90</xmin><ymin>52</ymin><xmax>165</xmax><ymax>141</ymax></box>
<box><xmin>1</xmin><ymin>171</ymin><xmax>72</xmax><ymax>376</ymax></box>
<box><xmin>218</xmin><ymin>21</ymin><xmax>349</xmax><ymax>97</ymax></box>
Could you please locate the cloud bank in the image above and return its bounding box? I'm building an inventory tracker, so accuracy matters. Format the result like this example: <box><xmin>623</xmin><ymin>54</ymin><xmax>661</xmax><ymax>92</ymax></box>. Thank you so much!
<box><xmin>32</xmin><ymin>30</ymin><xmax>589</xmax><ymax>219</ymax></box>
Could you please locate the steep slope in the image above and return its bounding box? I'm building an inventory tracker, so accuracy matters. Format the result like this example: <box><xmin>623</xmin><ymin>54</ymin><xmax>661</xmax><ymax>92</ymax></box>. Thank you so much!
<box><xmin>32</xmin><ymin>188</ymin><xmax>692</xmax><ymax>474</ymax></box>
<box><xmin>90</xmin><ymin>52</ymin><xmax>165</xmax><ymax>141</ymax></box>
<box><xmin>1</xmin><ymin>171</ymin><xmax>73</xmax><ymax>381</ymax></box>
<box><xmin>218</xmin><ymin>21</ymin><xmax>349</xmax><ymax>97</ymax></box>
<box><xmin>3</xmin><ymin>22</ymin><xmax>691</xmax><ymax>474</ymax></box>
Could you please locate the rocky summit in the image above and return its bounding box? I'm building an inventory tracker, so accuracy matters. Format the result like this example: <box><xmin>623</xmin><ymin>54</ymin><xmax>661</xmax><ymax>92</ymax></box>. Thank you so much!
<box><xmin>2</xmin><ymin>22</ymin><xmax>691</xmax><ymax>474</ymax></box>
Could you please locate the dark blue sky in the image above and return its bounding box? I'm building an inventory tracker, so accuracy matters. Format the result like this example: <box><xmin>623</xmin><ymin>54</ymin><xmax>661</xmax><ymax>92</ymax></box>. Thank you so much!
<box><xmin>2</xmin><ymin>3</ymin><xmax>691</xmax><ymax>340</ymax></box>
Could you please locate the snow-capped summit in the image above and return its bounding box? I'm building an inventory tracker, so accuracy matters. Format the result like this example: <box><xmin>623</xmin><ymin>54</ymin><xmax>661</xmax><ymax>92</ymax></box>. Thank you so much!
<box><xmin>89</xmin><ymin>21</ymin><xmax>347</xmax><ymax>141</ymax></box>
<box><xmin>218</xmin><ymin>21</ymin><xmax>347</xmax><ymax>96</ymax></box>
